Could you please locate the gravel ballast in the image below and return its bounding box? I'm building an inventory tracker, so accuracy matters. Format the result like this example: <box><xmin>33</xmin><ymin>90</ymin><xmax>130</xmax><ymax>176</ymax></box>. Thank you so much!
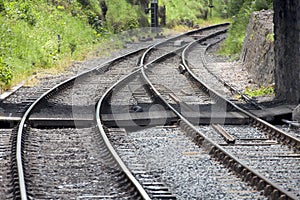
<box><xmin>112</xmin><ymin>126</ymin><xmax>266</xmax><ymax>199</ymax></box>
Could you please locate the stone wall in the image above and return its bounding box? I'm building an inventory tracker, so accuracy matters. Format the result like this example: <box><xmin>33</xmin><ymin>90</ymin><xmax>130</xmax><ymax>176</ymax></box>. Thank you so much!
<box><xmin>240</xmin><ymin>10</ymin><xmax>274</xmax><ymax>86</ymax></box>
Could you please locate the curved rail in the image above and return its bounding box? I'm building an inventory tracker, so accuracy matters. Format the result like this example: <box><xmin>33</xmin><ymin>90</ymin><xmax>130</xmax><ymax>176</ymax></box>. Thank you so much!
<box><xmin>183</xmin><ymin>36</ymin><xmax>265</xmax><ymax>109</ymax></box>
<box><xmin>140</xmin><ymin>30</ymin><xmax>298</xmax><ymax>199</ymax></box>
<box><xmin>139</xmin><ymin>23</ymin><xmax>230</xmax><ymax>66</ymax></box>
<box><xmin>95</xmin><ymin>69</ymin><xmax>151</xmax><ymax>200</ymax></box>
<box><xmin>92</xmin><ymin>28</ymin><xmax>233</xmax><ymax>198</ymax></box>
<box><xmin>14</xmin><ymin>47</ymin><xmax>149</xmax><ymax>199</ymax></box>
<box><xmin>181</xmin><ymin>34</ymin><xmax>300</xmax><ymax>153</ymax></box>
<box><xmin>15</xmin><ymin>25</ymin><xmax>228</xmax><ymax>198</ymax></box>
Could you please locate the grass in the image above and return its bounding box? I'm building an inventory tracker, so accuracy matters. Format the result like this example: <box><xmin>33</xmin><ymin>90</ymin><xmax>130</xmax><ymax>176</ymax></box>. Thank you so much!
<box><xmin>0</xmin><ymin>0</ymin><xmax>152</xmax><ymax>91</ymax></box>
<box><xmin>160</xmin><ymin>0</ymin><xmax>229</xmax><ymax>28</ymax></box>
<box><xmin>0</xmin><ymin>1</ymin><xmax>102</xmax><ymax>89</ymax></box>
<box><xmin>197</xmin><ymin>17</ymin><xmax>231</xmax><ymax>27</ymax></box>
<box><xmin>266</xmin><ymin>33</ymin><xmax>274</xmax><ymax>43</ymax></box>
<box><xmin>244</xmin><ymin>85</ymin><xmax>275</xmax><ymax>97</ymax></box>
<box><xmin>0</xmin><ymin>0</ymin><xmax>257</xmax><ymax>91</ymax></box>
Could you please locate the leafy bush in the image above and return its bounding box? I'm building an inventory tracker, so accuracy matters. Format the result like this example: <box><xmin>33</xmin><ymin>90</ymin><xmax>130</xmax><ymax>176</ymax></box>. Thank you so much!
<box><xmin>227</xmin><ymin>0</ymin><xmax>245</xmax><ymax>17</ymax></box>
<box><xmin>219</xmin><ymin>0</ymin><xmax>273</xmax><ymax>56</ymax></box>
<box><xmin>0</xmin><ymin>0</ymin><xmax>102</xmax><ymax>89</ymax></box>
<box><xmin>105</xmin><ymin>0</ymin><xmax>140</xmax><ymax>33</ymax></box>
<box><xmin>0</xmin><ymin>57</ymin><xmax>13</xmax><ymax>91</ymax></box>
<box><xmin>160</xmin><ymin>0</ymin><xmax>203</xmax><ymax>27</ymax></box>
<box><xmin>219</xmin><ymin>2</ymin><xmax>253</xmax><ymax>56</ymax></box>
<box><xmin>0</xmin><ymin>0</ymin><xmax>4</xmax><ymax>12</ymax></box>
<box><xmin>2</xmin><ymin>0</ymin><xmax>38</xmax><ymax>26</ymax></box>
<box><xmin>2</xmin><ymin>0</ymin><xmax>270</xmax><ymax>90</ymax></box>
<box><xmin>0</xmin><ymin>0</ymin><xmax>159</xmax><ymax>90</ymax></box>
<box><xmin>157</xmin><ymin>0</ymin><xmax>230</xmax><ymax>28</ymax></box>
<box><xmin>253</xmin><ymin>0</ymin><xmax>273</xmax><ymax>10</ymax></box>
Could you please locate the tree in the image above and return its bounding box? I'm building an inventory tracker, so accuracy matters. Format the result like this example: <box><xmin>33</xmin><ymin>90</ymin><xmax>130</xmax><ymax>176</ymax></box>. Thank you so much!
<box><xmin>273</xmin><ymin>0</ymin><xmax>300</xmax><ymax>104</ymax></box>
<box><xmin>227</xmin><ymin>0</ymin><xmax>245</xmax><ymax>17</ymax></box>
<box><xmin>0</xmin><ymin>0</ymin><xmax>4</xmax><ymax>12</ymax></box>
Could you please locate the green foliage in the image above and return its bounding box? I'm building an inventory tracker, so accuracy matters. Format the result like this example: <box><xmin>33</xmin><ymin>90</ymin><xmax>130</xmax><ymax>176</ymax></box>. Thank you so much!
<box><xmin>227</xmin><ymin>0</ymin><xmax>273</xmax><ymax>17</ymax></box>
<box><xmin>266</xmin><ymin>33</ymin><xmax>274</xmax><ymax>42</ymax></box>
<box><xmin>244</xmin><ymin>85</ymin><xmax>274</xmax><ymax>97</ymax></box>
<box><xmin>0</xmin><ymin>0</ymin><xmax>154</xmax><ymax>89</ymax></box>
<box><xmin>2</xmin><ymin>0</ymin><xmax>38</xmax><ymax>26</ymax></box>
<box><xmin>105</xmin><ymin>0</ymin><xmax>140</xmax><ymax>33</ymax></box>
<box><xmin>219</xmin><ymin>1</ymin><xmax>252</xmax><ymax>56</ymax></box>
<box><xmin>0</xmin><ymin>57</ymin><xmax>13</xmax><ymax>90</ymax></box>
<box><xmin>0</xmin><ymin>0</ymin><xmax>102</xmax><ymax>88</ymax></box>
<box><xmin>0</xmin><ymin>0</ymin><xmax>5</xmax><ymax>12</ymax></box>
<box><xmin>78</xmin><ymin>0</ymin><xmax>90</xmax><ymax>7</ymax></box>
<box><xmin>151</xmin><ymin>0</ymin><xmax>232</xmax><ymax>27</ymax></box>
<box><xmin>227</xmin><ymin>0</ymin><xmax>245</xmax><ymax>17</ymax></box>
<box><xmin>253</xmin><ymin>0</ymin><xmax>273</xmax><ymax>10</ymax></box>
<box><xmin>219</xmin><ymin>0</ymin><xmax>273</xmax><ymax>56</ymax></box>
<box><xmin>0</xmin><ymin>0</ymin><xmax>275</xmax><ymax>90</ymax></box>
<box><xmin>160</xmin><ymin>0</ymin><xmax>206</xmax><ymax>27</ymax></box>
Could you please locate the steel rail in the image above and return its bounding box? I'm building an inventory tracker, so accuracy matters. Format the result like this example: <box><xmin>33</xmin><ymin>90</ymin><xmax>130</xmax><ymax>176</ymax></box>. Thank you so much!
<box><xmin>188</xmin><ymin>34</ymin><xmax>264</xmax><ymax>110</ymax></box>
<box><xmin>14</xmin><ymin>47</ymin><xmax>149</xmax><ymax>199</ymax></box>
<box><xmin>181</xmin><ymin>31</ymin><xmax>299</xmax><ymax>199</ymax></box>
<box><xmin>139</xmin><ymin>23</ymin><xmax>230</xmax><ymax>66</ymax></box>
<box><xmin>182</xmin><ymin>35</ymin><xmax>300</xmax><ymax>153</ymax></box>
<box><xmin>93</xmin><ymin>30</ymin><xmax>231</xmax><ymax>198</ymax></box>
<box><xmin>96</xmin><ymin>69</ymin><xmax>151</xmax><ymax>200</ymax></box>
<box><xmin>140</xmin><ymin>30</ymin><xmax>298</xmax><ymax>200</ymax></box>
<box><xmin>94</xmin><ymin>35</ymin><xmax>205</xmax><ymax>198</ymax></box>
<box><xmin>95</xmin><ymin>40</ymin><xmax>200</xmax><ymax>198</ymax></box>
<box><xmin>12</xmin><ymin>25</ymin><xmax>229</xmax><ymax>198</ymax></box>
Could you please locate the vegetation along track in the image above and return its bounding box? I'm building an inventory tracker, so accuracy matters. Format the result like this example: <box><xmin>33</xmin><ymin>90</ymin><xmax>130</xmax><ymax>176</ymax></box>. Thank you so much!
<box><xmin>9</xmin><ymin>25</ymin><xmax>229</xmax><ymax>199</ymax></box>
<box><xmin>140</xmin><ymin>27</ymin><xmax>300</xmax><ymax>199</ymax></box>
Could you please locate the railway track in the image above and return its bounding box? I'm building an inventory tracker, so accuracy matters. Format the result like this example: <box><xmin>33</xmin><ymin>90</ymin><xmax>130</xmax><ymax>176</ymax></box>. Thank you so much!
<box><xmin>140</xmin><ymin>23</ymin><xmax>229</xmax><ymax>65</ymax></box>
<box><xmin>138</xmin><ymin>25</ymin><xmax>300</xmax><ymax>199</ymax></box>
<box><xmin>6</xmin><ymin>25</ymin><xmax>229</xmax><ymax>199</ymax></box>
<box><xmin>187</xmin><ymin>38</ymin><xmax>300</xmax><ymax>198</ymax></box>
<box><xmin>96</xmin><ymin>25</ymin><xmax>268</xmax><ymax>199</ymax></box>
<box><xmin>96</xmin><ymin>25</ymin><xmax>272</xmax><ymax>199</ymax></box>
<box><xmin>24</xmin><ymin>127</ymin><xmax>146</xmax><ymax>199</ymax></box>
<box><xmin>0</xmin><ymin>40</ymin><xmax>158</xmax><ymax>127</ymax></box>
<box><xmin>10</xmin><ymin>47</ymin><xmax>157</xmax><ymax>199</ymax></box>
<box><xmin>183</xmin><ymin>37</ymin><xmax>264</xmax><ymax>110</ymax></box>
<box><xmin>2</xmin><ymin>23</ymin><xmax>299</xmax><ymax>199</ymax></box>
